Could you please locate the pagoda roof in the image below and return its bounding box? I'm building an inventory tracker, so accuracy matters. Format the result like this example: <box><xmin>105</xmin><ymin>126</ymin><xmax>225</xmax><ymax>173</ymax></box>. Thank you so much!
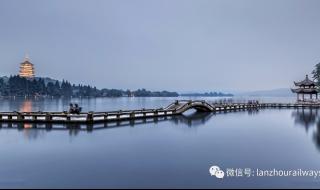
<box><xmin>294</xmin><ymin>75</ymin><xmax>316</xmax><ymax>86</ymax></box>
<box><xmin>21</xmin><ymin>60</ymin><xmax>33</xmax><ymax>65</ymax></box>
<box><xmin>291</xmin><ymin>88</ymin><xmax>318</xmax><ymax>94</ymax></box>
<box><xmin>20</xmin><ymin>54</ymin><xmax>34</xmax><ymax>65</ymax></box>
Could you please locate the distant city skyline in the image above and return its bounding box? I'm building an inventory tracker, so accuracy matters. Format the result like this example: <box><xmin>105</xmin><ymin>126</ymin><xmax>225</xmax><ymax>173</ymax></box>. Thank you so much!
<box><xmin>1</xmin><ymin>0</ymin><xmax>320</xmax><ymax>92</ymax></box>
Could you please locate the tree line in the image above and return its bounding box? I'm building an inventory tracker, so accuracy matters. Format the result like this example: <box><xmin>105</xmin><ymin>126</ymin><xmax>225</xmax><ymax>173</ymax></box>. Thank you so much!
<box><xmin>180</xmin><ymin>92</ymin><xmax>233</xmax><ymax>97</ymax></box>
<box><xmin>0</xmin><ymin>75</ymin><xmax>179</xmax><ymax>98</ymax></box>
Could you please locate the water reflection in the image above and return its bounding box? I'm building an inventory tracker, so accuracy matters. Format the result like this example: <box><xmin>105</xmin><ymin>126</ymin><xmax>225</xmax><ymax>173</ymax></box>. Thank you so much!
<box><xmin>19</xmin><ymin>100</ymin><xmax>33</xmax><ymax>129</ymax></box>
<box><xmin>18</xmin><ymin>100</ymin><xmax>47</xmax><ymax>139</ymax></box>
<box><xmin>0</xmin><ymin>111</ymin><xmax>216</xmax><ymax>139</ymax></box>
<box><xmin>5</xmin><ymin>106</ymin><xmax>319</xmax><ymax>142</ymax></box>
<box><xmin>20</xmin><ymin>100</ymin><xmax>32</xmax><ymax>112</ymax></box>
<box><xmin>247</xmin><ymin>108</ymin><xmax>259</xmax><ymax>115</ymax></box>
<box><xmin>313</xmin><ymin>128</ymin><xmax>320</xmax><ymax>151</ymax></box>
<box><xmin>171</xmin><ymin>111</ymin><xmax>214</xmax><ymax>127</ymax></box>
<box><xmin>22</xmin><ymin>128</ymin><xmax>46</xmax><ymax>140</ymax></box>
<box><xmin>0</xmin><ymin>108</ymin><xmax>261</xmax><ymax>141</ymax></box>
<box><xmin>292</xmin><ymin>108</ymin><xmax>319</xmax><ymax>132</ymax></box>
<box><xmin>291</xmin><ymin>108</ymin><xmax>320</xmax><ymax>152</ymax></box>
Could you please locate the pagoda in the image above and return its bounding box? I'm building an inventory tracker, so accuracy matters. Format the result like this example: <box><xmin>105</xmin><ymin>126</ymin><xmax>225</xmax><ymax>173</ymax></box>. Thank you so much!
<box><xmin>291</xmin><ymin>75</ymin><xmax>318</xmax><ymax>102</ymax></box>
<box><xmin>19</xmin><ymin>54</ymin><xmax>35</xmax><ymax>79</ymax></box>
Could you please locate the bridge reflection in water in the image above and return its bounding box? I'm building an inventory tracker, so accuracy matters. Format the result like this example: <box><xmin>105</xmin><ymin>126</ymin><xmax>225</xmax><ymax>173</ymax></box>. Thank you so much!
<box><xmin>3</xmin><ymin>107</ymin><xmax>319</xmax><ymax>146</ymax></box>
<box><xmin>0</xmin><ymin>109</ymin><xmax>237</xmax><ymax>139</ymax></box>
<box><xmin>0</xmin><ymin>112</ymin><xmax>213</xmax><ymax>135</ymax></box>
<box><xmin>0</xmin><ymin>107</ymin><xmax>260</xmax><ymax>140</ymax></box>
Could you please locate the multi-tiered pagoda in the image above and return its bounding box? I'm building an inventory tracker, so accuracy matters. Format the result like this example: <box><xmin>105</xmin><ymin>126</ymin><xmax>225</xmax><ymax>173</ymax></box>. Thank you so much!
<box><xmin>291</xmin><ymin>75</ymin><xmax>318</xmax><ymax>102</ymax></box>
<box><xmin>19</xmin><ymin>55</ymin><xmax>35</xmax><ymax>79</ymax></box>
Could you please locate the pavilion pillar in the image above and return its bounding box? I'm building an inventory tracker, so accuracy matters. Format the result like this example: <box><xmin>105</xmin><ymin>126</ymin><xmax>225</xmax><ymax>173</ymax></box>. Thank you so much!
<box><xmin>302</xmin><ymin>93</ymin><xmax>305</xmax><ymax>101</ymax></box>
<box><xmin>317</xmin><ymin>93</ymin><xmax>319</xmax><ymax>100</ymax></box>
<box><xmin>310</xmin><ymin>94</ymin><xmax>313</xmax><ymax>100</ymax></box>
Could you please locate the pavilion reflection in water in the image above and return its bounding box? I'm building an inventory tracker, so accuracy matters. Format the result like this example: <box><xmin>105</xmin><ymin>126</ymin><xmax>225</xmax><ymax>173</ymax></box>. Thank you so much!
<box><xmin>292</xmin><ymin>108</ymin><xmax>320</xmax><ymax>132</ymax></box>
<box><xmin>291</xmin><ymin>108</ymin><xmax>320</xmax><ymax>151</ymax></box>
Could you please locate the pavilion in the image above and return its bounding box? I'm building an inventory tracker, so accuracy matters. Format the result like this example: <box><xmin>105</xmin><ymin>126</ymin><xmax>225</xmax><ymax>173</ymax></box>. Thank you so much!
<box><xmin>291</xmin><ymin>75</ymin><xmax>319</xmax><ymax>102</ymax></box>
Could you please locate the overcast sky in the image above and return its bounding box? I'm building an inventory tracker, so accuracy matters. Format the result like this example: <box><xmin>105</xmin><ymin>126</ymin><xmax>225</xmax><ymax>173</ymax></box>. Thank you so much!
<box><xmin>0</xmin><ymin>0</ymin><xmax>320</xmax><ymax>92</ymax></box>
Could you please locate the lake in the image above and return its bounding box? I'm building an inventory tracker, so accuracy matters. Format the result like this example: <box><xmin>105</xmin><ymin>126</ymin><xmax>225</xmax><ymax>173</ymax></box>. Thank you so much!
<box><xmin>1</xmin><ymin>96</ymin><xmax>320</xmax><ymax>188</ymax></box>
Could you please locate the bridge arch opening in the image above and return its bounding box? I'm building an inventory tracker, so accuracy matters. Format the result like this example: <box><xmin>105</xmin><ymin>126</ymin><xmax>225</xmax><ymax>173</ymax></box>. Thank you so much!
<box><xmin>182</xmin><ymin>108</ymin><xmax>198</xmax><ymax>115</ymax></box>
<box><xmin>180</xmin><ymin>104</ymin><xmax>212</xmax><ymax>114</ymax></box>
<box><xmin>193</xmin><ymin>106</ymin><xmax>212</xmax><ymax>112</ymax></box>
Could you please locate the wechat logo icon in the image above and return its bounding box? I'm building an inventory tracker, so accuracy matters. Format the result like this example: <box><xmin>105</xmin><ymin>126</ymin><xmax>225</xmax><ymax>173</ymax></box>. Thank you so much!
<box><xmin>209</xmin><ymin>165</ymin><xmax>225</xmax><ymax>179</ymax></box>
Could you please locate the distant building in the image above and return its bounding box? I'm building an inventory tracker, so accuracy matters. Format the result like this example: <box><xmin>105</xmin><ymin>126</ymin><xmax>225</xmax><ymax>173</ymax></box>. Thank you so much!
<box><xmin>19</xmin><ymin>54</ymin><xmax>35</xmax><ymax>78</ymax></box>
<box><xmin>291</xmin><ymin>75</ymin><xmax>318</xmax><ymax>102</ymax></box>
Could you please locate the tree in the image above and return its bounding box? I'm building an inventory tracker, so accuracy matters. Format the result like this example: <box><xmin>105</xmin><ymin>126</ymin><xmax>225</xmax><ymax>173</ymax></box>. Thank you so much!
<box><xmin>312</xmin><ymin>63</ymin><xmax>320</xmax><ymax>86</ymax></box>
<box><xmin>61</xmin><ymin>80</ymin><xmax>73</xmax><ymax>97</ymax></box>
<box><xmin>0</xmin><ymin>78</ymin><xmax>4</xmax><ymax>96</ymax></box>
<box><xmin>54</xmin><ymin>81</ymin><xmax>61</xmax><ymax>96</ymax></box>
<box><xmin>37</xmin><ymin>78</ymin><xmax>46</xmax><ymax>95</ymax></box>
<box><xmin>47</xmin><ymin>82</ymin><xmax>54</xmax><ymax>95</ymax></box>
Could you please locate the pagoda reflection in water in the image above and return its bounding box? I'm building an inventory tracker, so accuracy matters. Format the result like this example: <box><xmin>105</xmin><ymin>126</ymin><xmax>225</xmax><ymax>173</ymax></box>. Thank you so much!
<box><xmin>17</xmin><ymin>100</ymin><xmax>46</xmax><ymax>140</ymax></box>
<box><xmin>20</xmin><ymin>100</ymin><xmax>32</xmax><ymax>129</ymax></box>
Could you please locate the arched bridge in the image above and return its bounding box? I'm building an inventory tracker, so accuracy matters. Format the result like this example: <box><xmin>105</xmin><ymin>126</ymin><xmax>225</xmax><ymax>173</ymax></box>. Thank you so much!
<box><xmin>164</xmin><ymin>100</ymin><xmax>215</xmax><ymax>113</ymax></box>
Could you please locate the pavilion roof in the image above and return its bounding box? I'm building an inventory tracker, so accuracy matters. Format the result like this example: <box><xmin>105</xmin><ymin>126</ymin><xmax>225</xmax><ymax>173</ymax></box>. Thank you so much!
<box><xmin>294</xmin><ymin>75</ymin><xmax>317</xmax><ymax>86</ymax></box>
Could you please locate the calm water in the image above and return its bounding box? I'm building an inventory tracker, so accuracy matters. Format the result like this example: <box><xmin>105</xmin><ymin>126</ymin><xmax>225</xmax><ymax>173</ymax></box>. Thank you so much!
<box><xmin>1</xmin><ymin>97</ymin><xmax>320</xmax><ymax>188</ymax></box>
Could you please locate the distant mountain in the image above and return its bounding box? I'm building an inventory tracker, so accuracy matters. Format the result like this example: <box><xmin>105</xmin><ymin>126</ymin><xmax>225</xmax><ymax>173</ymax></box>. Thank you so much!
<box><xmin>235</xmin><ymin>88</ymin><xmax>294</xmax><ymax>97</ymax></box>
